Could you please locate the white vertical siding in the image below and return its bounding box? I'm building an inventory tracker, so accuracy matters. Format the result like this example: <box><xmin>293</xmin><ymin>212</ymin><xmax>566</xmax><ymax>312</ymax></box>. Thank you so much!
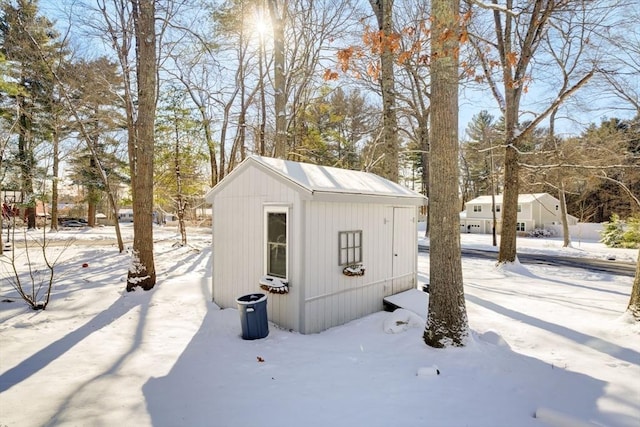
<box><xmin>302</xmin><ymin>202</ymin><xmax>396</xmax><ymax>334</ymax></box>
<box><xmin>212</xmin><ymin>162</ymin><xmax>422</xmax><ymax>335</ymax></box>
<box><xmin>212</xmin><ymin>163</ymin><xmax>300</xmax><ymax>332</ymax></box>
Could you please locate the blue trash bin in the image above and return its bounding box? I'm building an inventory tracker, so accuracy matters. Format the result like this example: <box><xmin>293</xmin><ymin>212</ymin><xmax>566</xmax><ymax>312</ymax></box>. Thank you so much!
<box><xmin>236</xmin><ymin>293</ymin><xmax>269</xmax><ymax>340</ymax></box>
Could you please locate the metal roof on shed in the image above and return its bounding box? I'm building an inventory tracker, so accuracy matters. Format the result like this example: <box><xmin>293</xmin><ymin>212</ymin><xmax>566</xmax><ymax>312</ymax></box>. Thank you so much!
<box><xmin>207</xmin><ymin>156</ymin><xmax>427</xmax><ymax>203</ymax></box>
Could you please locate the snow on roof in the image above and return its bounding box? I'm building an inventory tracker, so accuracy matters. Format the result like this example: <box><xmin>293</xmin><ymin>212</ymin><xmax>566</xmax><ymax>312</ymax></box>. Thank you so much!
<box><xmin>466</xmin><ymin>193</ymin><xmax>552</xmax><ymax>205</ymax></box>
<box><xmin>251</xmin><ymin>156</ymin><xmax>426</xmax><ymax>200</ymax></box>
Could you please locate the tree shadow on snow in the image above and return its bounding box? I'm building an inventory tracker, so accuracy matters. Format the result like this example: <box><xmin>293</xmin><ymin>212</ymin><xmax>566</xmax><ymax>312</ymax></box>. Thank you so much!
<box><xmin>141</xmin><ymin>305</ymin><xmax>634</xmax><ymax>427</ymax></box>
<box><xmin>0</xmin><ymin>291</ymin><xmax>149</xmax><ymax>394</ymax></box>
<box><xmin>466</xmin><ymin>293</ymin><xmax>640</xmax><ymax>365</ymax></box>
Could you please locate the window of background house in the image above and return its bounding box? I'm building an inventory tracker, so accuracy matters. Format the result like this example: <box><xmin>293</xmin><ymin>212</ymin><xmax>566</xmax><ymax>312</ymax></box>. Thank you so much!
<box><xmin>339</xmin><ymin>230</ymin><xmax>362</xmax><ymax>266</ymax></box>
<box><xmin>473</xmin><ymin>205</ymin><xmax>482</xmax><ymax>212</ymax></box>
<box><xmin>265</xmin><ymin>207</ymin><xmax>288</xmax><ymax>278</ymax></box>
<box><xmin>516</xmin><ymin>222</ymin><xmax>525</xmax><ymax>232</ymax></box>
<box><xmin>517</xmin><ymin>205</ymin><xmax>522</xmax><ymax>212</ymax></box>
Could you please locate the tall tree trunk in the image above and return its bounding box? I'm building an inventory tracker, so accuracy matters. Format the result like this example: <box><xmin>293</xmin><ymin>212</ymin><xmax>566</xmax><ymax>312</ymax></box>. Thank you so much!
<box><xmin>268</xmin><ymin>0</ymin><xmax>286</xmax><ymax>158</ymax></box>
<box><xmin>498</xmin><ymin>142</ymin><xmax>519</xmax><ymax>262</ymax></box>
<box><xmin>127</xmin><ymin>0</ymin><xmax>156</xmax><ymax>291</ymax></box>
<box><xmin>420</xmin><ymin>122</ymin><xmax>430</xmax><ymax>236</ymax></box>
<box><xmin>87</xmin><ymin>197</ymin><xmax>97</xmax><ymax>227</ymax></box>
<box><xmin>174</xmin><ymin>113</ymin><xmax>187</xmax><ymax>246</ymax></box>
<box><xmin>629</xmin><ymin>249</ymin><xmax>640</xmax><ymax>321</ymax></box>
<box><xmin>497</xmin><ymin>84</ymin><xmax>521</xmax><ymax>263</ymax></box>
<box><xmin>491</xmin><ymin>178</ymin><xmax>497</xmax><ymax>246</ymax></box>
<box><xmin>550</xmin><ymin>109</ymin><xmax>571</xmax><ymax>248</ymax></box>
<box><xmin>558</xmin><ymin>180</ymin><xmax>571</xmax><ymax>247</ymax></box>
<box><xmin>259</xmin><ymin>29</ymin><xmax>267</xmax><ymax>157</ymax></box>
<box><xmin>50</xmin><ymin>127</ymin><xmax>59</xmax><ymax>232</ymax></box>
<box><xmin>18</xmin><ymin>95</ymin><xmax>36</xmax><ymax>230</ymax></box>
<box><xmin>369</xmin><ymin>0</ymin><xmax>399</xmax><ymax>182</ymax></box>
<box><xmin>424</xmin><ymin>0</ymin><xmax>468</xmax><ymax>348</ymax></box>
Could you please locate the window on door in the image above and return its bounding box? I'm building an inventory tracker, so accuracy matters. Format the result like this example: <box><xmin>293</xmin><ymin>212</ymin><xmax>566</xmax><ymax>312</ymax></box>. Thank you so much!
<box><xmin>265</xmin><ymin>207</ymin><xmax>288</xmax><ymax>279</ymax></box>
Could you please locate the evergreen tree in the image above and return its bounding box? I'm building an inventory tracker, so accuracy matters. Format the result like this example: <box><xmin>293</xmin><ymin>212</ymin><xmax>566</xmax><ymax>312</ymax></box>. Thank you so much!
<box><xmin>155</xmin><ymin>88</ymin><xmax>209</xmax><ymax>245</ymax></box>
<box><xmin>64</xmin><ymin>57</ymin><xmax>127</xmax><ymax>227</ymax></box>
<box><xmin>291</xmin><ymin>86</ymin><xmax>370</xmax><ymax>168</ymax></box>
<box><xmin>461</xmin><ymin>110</ymin><xmax>502</xmax><ymax>202</ymax></box>
<box><xmin>0</xmin><ymin>0</ymin><xmax>63</xmax><ymax>228</ymax></box>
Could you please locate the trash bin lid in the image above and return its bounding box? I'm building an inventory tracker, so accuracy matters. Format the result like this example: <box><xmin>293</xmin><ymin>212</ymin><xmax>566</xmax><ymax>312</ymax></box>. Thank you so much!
<box><xmin>236</xmin><ymin>293</ymin><xmax>267</xmax><ymax>305</ymax></box>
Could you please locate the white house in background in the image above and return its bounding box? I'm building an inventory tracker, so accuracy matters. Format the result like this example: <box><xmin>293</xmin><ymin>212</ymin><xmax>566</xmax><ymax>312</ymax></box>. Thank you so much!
<box><xmin>205</xmin><ymin>155</ymin><xmax>427</xmax><ymax>334</ymax></box>
<box><xmin>460</xmin><ymin>192</ymin><xmax>578</xmax><ymax>234</ymax></box>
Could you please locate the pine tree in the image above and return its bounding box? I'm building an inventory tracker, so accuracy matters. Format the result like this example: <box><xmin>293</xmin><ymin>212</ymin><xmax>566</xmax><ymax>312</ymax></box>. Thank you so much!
<box><xmin>0</xmin><ymin>0</ymin><xmax>64</xmax><ymax>229</ymax></box>
<box><xmin>600</xmin><ymin>214</ymin><xmax>624</xmax><ymax>248</ymax></box>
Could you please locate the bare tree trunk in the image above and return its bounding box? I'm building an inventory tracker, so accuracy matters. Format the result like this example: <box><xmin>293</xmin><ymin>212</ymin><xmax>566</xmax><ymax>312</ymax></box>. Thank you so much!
<box><xmin>556</xmin><ymin>179</ymin><xmax>570</xmax><ymax>247</ymax></box>
<box><xmin>499</xmin><ymin>142</ymin><xmax>519</xmax><ymax>262</ymax></box>
<box><xmin>268</xmin><ymin>0</ymin><xmax>286</xmax><ymax>158</ymax></box>
<box><xmin>0</xmin><ymin>135</ymin><xmax>6</xmax><ymax>254</ymax></box>
<box><xmin>491</xmin><ymin>190</ymin><xmax>497</xmax><ymax>247</ymax></box>
<box><xmin>551</xmin><ymin>112</ymin><xmax>571</xmax><ymax>248</ymax></box>
<box><xmin>420</xmin><ymin>123</ymin><xmax>430</xmax><ymax>237</ymax></box>
<box><xmin>174</xmin><ymin>112</ymin><xmax>187</xmax><ymax>246</ymax></box>
<box><xmin>87</xmin><ymin>197</ymin><xmax>97</xmax><ymax>227</ymax></box>
<box><xmin>629</xmin><ymin>248</ymin><xmax>640</xmax><ymax>320</ymax></box>
<box><xmin>50</xmin><ymin>127</ymin><xmax>59</xmax><ymax>232</ymax></box>
<box><xmin>127</xmin><ymin>0</ymin><xmax>156</xmax><ymax>291</ymax></box>
<box><xmin>369</xmin><ymin>0</ymin><xmax>399</xmax><ymax>182</ymax></box>
<box><xmin>424</xmin><ymin>0</ymin><xmax>468</xmax><ymax>348</ymax></box>
<box><xmin>259</xmin><ymin>37</ymin><xmax>267</xmax><ymax>156</ymax></box>
<box><xmin>17</xmin><ymin>94</ymin><xmax>36</xmax><ymax>230</ymax></box>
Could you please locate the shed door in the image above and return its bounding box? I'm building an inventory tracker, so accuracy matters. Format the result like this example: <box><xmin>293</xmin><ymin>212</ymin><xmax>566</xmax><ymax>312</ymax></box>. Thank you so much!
<box><xmin>392</xmin><ymin>207</ymin><xmax>415</xmax><ymax>294</ymax></box>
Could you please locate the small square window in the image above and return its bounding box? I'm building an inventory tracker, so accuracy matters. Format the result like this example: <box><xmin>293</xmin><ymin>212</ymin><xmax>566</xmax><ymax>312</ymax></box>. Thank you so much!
<box><xmin>473</xmin><ymin>205</ymin><xmax>482</xmax><ymax>212</ymax></box>
<box><xmin>516</xmin><ymin>222</ymin><xmax>525</xmax><ymax>231</ymax></box>
<box><xmin>339</xmin><ymin>230</ymin><xmax>362</xmax><ymax>266</ymax></box>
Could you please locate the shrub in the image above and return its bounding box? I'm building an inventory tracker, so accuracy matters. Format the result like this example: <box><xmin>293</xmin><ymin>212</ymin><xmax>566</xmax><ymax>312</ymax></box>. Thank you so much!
<box><xmin>621</xmin><ymin>216</ymin><xmax>640</xmax><ymax>249</ymax></box>
<box><xmin>528</xmin><ymin>228</ymin><xmax>554</xmax><ymax>238</ymax></box>
<box><xmin>601</xmin><ymin>214</ymin><xmax>640</xmax><ymax>249</ymax></box>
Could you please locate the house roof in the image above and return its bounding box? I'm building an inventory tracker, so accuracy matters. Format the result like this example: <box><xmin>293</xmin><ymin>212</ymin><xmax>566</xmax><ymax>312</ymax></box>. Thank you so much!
<box><xmin>466</xmin><ymin>193</ymin><xmax>553</xmax><ymax>205</ymax></box>
<box><xmin>206</xmin><ymin>156</ymin><xmax>427</xmax><ymax>203</ymax></box>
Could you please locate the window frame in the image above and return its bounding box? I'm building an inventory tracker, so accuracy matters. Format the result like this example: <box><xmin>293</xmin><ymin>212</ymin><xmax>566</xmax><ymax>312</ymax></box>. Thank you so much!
<box><xmin>473</xmin><ymin>205</ymin><xmax>482</xmax><ymax>212</ymax></box>
<box><xmin>264</xmin><ymin>206</ymin><xmax>289</xmax><ymax>280</ymax></box>
<box><xmin>516</xmin><ymin>222</ymin><xmax>526</xmax><ymax>232</ymax></box>
<box><xmin>338</xmin><ymin>230</ymin><xmax>363</xmax><ymax>266</ymax></box>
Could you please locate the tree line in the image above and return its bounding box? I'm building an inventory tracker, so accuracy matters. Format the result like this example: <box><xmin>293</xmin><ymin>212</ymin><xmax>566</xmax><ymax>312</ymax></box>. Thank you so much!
<box><xmin>1</xmin><ymin>0</ymin><xmax>638</xmax><ymax>340</ymax></box>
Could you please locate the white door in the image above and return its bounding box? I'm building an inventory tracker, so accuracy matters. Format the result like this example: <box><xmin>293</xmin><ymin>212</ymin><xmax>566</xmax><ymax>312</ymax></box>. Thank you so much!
<box><xmin>392</xmin><ymin>207</ymin><xmax>415</xmax><ymax>294</ymax></box>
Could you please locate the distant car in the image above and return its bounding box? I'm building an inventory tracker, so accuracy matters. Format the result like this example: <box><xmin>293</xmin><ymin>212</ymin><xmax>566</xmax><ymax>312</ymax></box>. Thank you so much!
<box><xmin>62</xmin><ymin>220</ymin><xmax>86</xmax><ymax>228</ymax></box>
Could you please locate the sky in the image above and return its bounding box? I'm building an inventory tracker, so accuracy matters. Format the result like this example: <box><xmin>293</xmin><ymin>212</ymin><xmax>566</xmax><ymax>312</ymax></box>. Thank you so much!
<box><xmin>33</xmin><ymin>0</ymin><xmax>638</xmax><ymax>143</ymax></box>
<box><xmin>0</xmin><ymin>224</ymin><xmax>638</xmax><ymax>427</ymax></box>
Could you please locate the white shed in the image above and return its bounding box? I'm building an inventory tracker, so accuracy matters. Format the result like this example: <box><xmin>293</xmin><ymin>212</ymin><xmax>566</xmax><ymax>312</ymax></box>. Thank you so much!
<box><xmin>205</xmin><ymin>156</ymin><xmax>427</xmax><ymax>334</ymax></box>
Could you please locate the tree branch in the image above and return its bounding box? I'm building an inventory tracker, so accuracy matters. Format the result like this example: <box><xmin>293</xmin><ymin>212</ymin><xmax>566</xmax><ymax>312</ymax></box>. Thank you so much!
<box><xmin>516</xmin><ymin>69</ymin><xmax>594</xmax><ymax>141</ymax></box>
<box><xmin>467</xmin><ymin>0</ymin><xmax>521</xmax><ymax>17</ymax></box>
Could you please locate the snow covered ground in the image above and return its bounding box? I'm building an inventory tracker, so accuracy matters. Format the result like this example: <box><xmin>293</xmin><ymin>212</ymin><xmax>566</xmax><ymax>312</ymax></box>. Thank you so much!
<box><xmin>0</xmin><ymin>224</ymin><xmax>638</xmax><ymax>427</ymax></box>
